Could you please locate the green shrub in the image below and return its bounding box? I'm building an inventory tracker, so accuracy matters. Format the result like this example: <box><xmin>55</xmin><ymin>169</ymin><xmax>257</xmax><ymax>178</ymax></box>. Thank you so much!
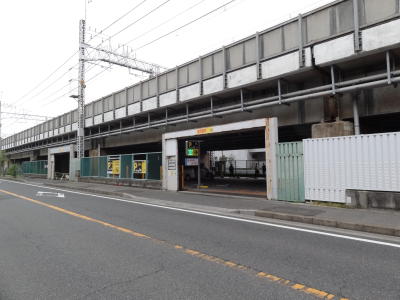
<box><xmin>7</xmin><ymin>164</ymin><xmax>18</xmax><ymax>178</ymax></box>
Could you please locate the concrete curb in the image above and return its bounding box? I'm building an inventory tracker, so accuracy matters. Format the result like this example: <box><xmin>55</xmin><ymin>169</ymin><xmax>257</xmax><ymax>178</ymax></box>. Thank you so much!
<box><xmin>180</xmin><ymin>190</ymin><xmax>267</xmax><ymax>201</ymax></box>
<box><xmin>255</xmin><ymin>210</ymin><xmax>400</xmax><ymax>237</ymax></box>
<box><xmin>0</xmin><ymin>176</ymin><xmax>25</xmax><ymax>182</ymax></box>
<box><xmin>42</xmin><ymin>182</ymin><xmax>400</xmax><ymax>238</ymax></box>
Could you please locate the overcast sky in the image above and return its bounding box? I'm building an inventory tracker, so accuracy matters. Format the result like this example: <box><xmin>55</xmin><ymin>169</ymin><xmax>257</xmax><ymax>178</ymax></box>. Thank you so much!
<box><xmin>0</xmin><ymin>0</ymin><xmax>335</xmax><ymax>137</ymax></box>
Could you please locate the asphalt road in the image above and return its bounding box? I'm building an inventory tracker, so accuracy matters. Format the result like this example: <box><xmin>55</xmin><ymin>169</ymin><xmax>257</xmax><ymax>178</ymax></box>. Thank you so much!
<box><xmin>0</xmin><ymin>179</ymin><xmax>399</xmax><ymax>300</ymax></box>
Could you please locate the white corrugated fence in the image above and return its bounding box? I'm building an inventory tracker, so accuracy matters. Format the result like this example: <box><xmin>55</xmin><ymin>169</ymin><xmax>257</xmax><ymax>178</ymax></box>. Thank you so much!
<box><xmin>304</xmin><ymin>132</ymin><xmax>400</xmax><ymax>203</ymax></box>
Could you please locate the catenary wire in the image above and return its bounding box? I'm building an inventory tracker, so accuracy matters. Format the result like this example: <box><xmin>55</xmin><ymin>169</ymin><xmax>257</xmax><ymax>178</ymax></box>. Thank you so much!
<box><xmin>132</xmin><ymin>0</ymin><xmax>236</xmax><ymax>52</ymax></box>
<box><xmin>124</xmin><ymin>0</ymin><xmax>208</xmax><ymax>46</ymax></box>
<box><xmin>41</xmin><ymin>0</ymin><xmax>238</xmax><ymax>109</ymax></box>
<box><xmin>107</xmin><ymin>0</ymin><xmax>172</xmax><ymax>40</ymax></box>
<box><xmin>13</xmin><ymin>0</ymin><xmax>150</xmax><ymax>106</ymax></box>
<box><xmin>43</xmin><ymin>0</ymin><xmax>175</xmax><ymax>107</ymax></box>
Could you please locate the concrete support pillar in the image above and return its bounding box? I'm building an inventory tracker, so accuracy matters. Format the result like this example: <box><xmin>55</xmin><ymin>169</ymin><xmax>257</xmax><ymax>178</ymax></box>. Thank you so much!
<box><xmin>297</xmin><ymin>100</ymin><xmax>305</xmax><ymax>124</ymax></box>
<box><xmin>265</xmin><ymin>117</ymin><xmax>278</xmax><ymax>200</ymax></box>
<box><xmin>30</xmin><ymin>150</ymin><xmax>39</xmax><ymax>161</ymax></box>
<box><xmin>47</xmin><ymin>153</ymin><xmax>54</xmax><ymax>180</ymax></box>
<box><xmin>323</xmin><ymin>95</ymin><xmax>339</xmax><ymax>122</ymax></box>
<box><xmin>162</xmin><ymin>137</ymin><xmax>178</xmax><ymax>191</ymax></box>
<box><xmin>69</xmin><ymin>145</ymin><xmax>76</xmax><ymax>181</ymax></box>
<box><xmin>352</xmin><ymin>93</ymin><xmax>360</xmax><ymax>135</ymax></box>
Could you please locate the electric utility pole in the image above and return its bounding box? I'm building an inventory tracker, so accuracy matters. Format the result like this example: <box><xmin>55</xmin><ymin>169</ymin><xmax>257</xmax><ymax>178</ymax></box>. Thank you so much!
<box><xmin>77</xmin><ymin>19</ymin><xmax>86</xmax><ymax>159</ymax></box>
<box><xmin>75</xmin><ymin>19</ymin><xmax>167</xmax><ymax>160</ymax></box>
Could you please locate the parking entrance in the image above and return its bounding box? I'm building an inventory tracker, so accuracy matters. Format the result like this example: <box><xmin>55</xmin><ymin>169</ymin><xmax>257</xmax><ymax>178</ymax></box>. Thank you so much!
<box><xmin>48</xmin><ymin>144</ymin><xmax>75</xmax><ymax>180</ymax></box>
<box><xmin>163</xmin><ymin>118</ymin><xmax>278</xmax><ymax>199</ymax></box>
<box><xmin>179</xmin><ymin>130</ymin><xmax>267</xmax><ymax>197</ymax></box>
<box><xmin>54</xmin><ymin>153</ymin><xmax>70</xmax><ymax>179</ymax></box>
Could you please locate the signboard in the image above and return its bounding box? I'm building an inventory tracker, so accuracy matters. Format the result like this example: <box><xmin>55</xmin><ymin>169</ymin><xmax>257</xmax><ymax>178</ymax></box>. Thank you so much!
<box><xmin>185</xmin><ymin>158</ymin><xmax>198</xmax><ymax>166</ymax></box>
<box><xmin>168</xmin><ymin>158</ymin><xmax>176</xmax><ymax>170</ymax></box>
<box><xmin>185</xmin><ymin>140</ymin><xmax>200</xmax><ymax>157</ymax></box>
<box><xmin>196</xmin><ymin>127</ymin><xmax>213</xmax><ymax>135</ymax></box>
<box><xmin>133</xmin><ymin>160</ymin><xmax>147</xmax><ymax>174</ymax></box>
<box><xmin>107</xmin><ymin>155</ymin><xmax>121</xmax><ymax>177</ymax></box>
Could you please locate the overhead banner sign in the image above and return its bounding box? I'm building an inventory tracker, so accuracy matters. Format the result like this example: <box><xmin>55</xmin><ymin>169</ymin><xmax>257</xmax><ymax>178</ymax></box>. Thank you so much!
<box><xmin>196</xmin><ymin>127</ymin><xmax>213</xmax><ymax>135</ymax></box>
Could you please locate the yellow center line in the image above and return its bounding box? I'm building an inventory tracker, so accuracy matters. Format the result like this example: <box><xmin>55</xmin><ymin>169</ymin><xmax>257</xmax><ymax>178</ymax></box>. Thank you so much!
<box><xmin>0</xmin><ymin>188</ymin><xmax>348</xmax><ymax>300</ymax></box>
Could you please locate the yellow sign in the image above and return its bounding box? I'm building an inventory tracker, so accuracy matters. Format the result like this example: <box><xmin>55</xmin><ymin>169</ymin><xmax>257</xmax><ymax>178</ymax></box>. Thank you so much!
<box><xmin>112</xmin><ymin>160</ymin><xmax>120</xmax><ymax>175</ymax></box>
<box><xmin>196</xmin><ymin>127</ymin><xmax>213</xmax><ymax>135</ymax></box>
<box><xmin>107</xmin><ymin>155</ymin><xmax>121</xmax><ymax>176</ymax></box>
<box><xmin>133</xmin><ymin>160</ymin><xmax>147</xmax><ymax>174</ymax></box>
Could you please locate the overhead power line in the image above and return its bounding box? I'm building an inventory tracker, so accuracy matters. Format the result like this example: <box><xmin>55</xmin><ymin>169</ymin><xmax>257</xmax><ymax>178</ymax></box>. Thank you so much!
<box><xmin>44</xmin><ymin>0</ymin><xmax>237</xmax><ymax>108</ymax></box>
<box><xmin>13</xmin><ymin>0</ymin><xmax>151</xmax><ymax>107</ymax></box>
<box><xmin>109</xmin><ymin>0</ymin><xmax>172</xmax><ymax>40</ymax></box>
<box><xmin>124</xmin><ymin>0</ymin><xmax>208</xmax><ymax>45</ymax></box>
<box><xmin>14</xmin><ymin>51</ymin><xmax>79</xmax><ymax>105</ymax></box>
<box><xmin>132</xmin><ymin>0</ymin><xmax>237</xmax><ymax>51</ymax></box>
<box><xmin>18</xmin><ymin>0</ymin><xmax>233</xmax><ymax>110</ymax></box>
<box><xmin>43</xmin><ymin>1</ymin><xmax>174</xmax><ymax>107</ymax></box>
<box><xmin>41</xmin><ymin>65</ymin><xmax>113</xmax><ymax>107</ymax></box>
<box><xmin>95</xmin><ymin>0</ymin><xmax>148</xmax><ymax>37</ymax></box>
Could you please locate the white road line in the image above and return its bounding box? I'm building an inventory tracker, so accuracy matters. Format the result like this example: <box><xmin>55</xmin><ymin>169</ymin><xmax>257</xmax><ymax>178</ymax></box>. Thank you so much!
<box><xmin>1</xmin><ymin>179</ymin><xmax>400</xmax><ymax>249</ymax></box>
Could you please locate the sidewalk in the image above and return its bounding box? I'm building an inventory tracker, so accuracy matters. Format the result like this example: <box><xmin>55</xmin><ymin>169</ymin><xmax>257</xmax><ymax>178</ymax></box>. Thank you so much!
<box><xmin>18</xmin><ymin>177</ymin><xmax>400</xmax><ymax>237</ymax></box>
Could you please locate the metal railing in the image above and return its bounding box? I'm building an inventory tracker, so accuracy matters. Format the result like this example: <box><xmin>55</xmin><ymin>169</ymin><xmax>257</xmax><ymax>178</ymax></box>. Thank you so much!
<box><xmin>213</xmin><ymin>160</ymin><xmax>266</xmax><ymax>178</ymax></box>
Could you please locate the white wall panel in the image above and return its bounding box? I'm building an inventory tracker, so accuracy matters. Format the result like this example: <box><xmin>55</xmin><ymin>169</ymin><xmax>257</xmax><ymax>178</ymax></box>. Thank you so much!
<box><xmin>313</xmin><ymin>34</ymin><xmax>354</xmax><ymax>65</ymax></box>
<box><xmin>72</xmin><ymin>122</ymin><xmax>78</xmax><ymax>131</ymax></box>
<box><xmin>363</xmin><ymin>19</ymin><xmax>400</xmax><ymax>52</ymax></box>
<box><xmin>53</xmin><ymin>129</ymin><xmax>59</xmax><ymax>136</ymax></box>
<box><xmin>59</xmin><ymin>127</ymin><xmax>65</xmax><ymax>134</ymax></box>
<box><xmin>94</xmin><ymin>114</ymin><xmax>103</xmax><ymax>125</ymax></box>
<box><xmin>159</xmin><ymin>91</ymin><xmax>176</xmax><ymax>107</ymax></box>
<box><xmin>304</xmin><ymin>47</ymin><xmax>312</xmax><ymax>67</ymax></box>
<box><xmin>115</xmin><ymin>107</ymin><xmax>126</xmax><ymax>119</ymax></box>
<box><xmin>203</xmin><ymin>76</ymin><xmax>223</xmax><ymax>95</ymax></box>
<box><xmin>65</xmin><ymin>125</ymin><xmax>71</xmax><ymax>133</ymax></box>
<box><xmin>262</xmin><ymin>51</ymin><xmax>299</xmax><ymax>79</ymax></box>
<box><xmin>49</xmin><ymin>131</ymin><xmax>53</xmax><ymax>137</ymax></box>
<box><xmin>128</xmin><ymin>102</ymin><xmax>141</xmax><ymax>115</ymax></box>
<box><xmin>142</xmin><ymin>97</ymin><xmax>157</xmax><ymax>111</ymax></box>
<box><xmin>227</xmin><ymin>66</ymin><xmax>257</xmax><ymax>89</ymax></box>
<box><xmin>179</xmin><ymin>83</ymin><xmax>200</xmax><ymax>102</ymax></box>
<box><xmin>104</xmin><ymin>111</ymin><xmax>114</xmax><ymax>122</ymax></box>
<box><xmin>304</xmin><ymin>132</ymin><xmax>400</xmax><ymax>203</ymax></box>
<box><xmin>39</xmin><ymin>134</ymin><xmax>43</xmax><ymax>140</ymax></box>
<box><xmin>85</xmin><ymin>118</ymin><xmax>93</xmax><ymax>127</ymax></box>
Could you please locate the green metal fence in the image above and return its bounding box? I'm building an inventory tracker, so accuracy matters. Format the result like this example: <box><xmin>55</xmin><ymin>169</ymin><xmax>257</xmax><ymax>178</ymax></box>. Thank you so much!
<box><xmin>147</xmin><ymin>153</ymin><xmax>162</xmax><ymax>180</ymax></box>
<box><xmin>120</xmin><ymin>154</ymin><xmax>133</xmax><ymax>179</ymax></box>
<box><xmin>80</xmin><ymin>152</ymin><xmax>162</xmax><ymax>180</ymax></box>
<box><xmin>21</xmin><ymin>160</ymin><xmax>47</xmax><ymax>175</ymax></box>
<box><xmin>277</xmin><ymin>142</ymin><xmax>305</xmax><ymax>202</ymax></box>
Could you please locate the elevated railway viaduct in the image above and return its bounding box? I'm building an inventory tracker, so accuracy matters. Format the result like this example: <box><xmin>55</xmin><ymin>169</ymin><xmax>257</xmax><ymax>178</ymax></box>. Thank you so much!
<box><xmin>4</xmin><ymin>0</ymin><xmax>400</xmax><ymax>188</ymax></box>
